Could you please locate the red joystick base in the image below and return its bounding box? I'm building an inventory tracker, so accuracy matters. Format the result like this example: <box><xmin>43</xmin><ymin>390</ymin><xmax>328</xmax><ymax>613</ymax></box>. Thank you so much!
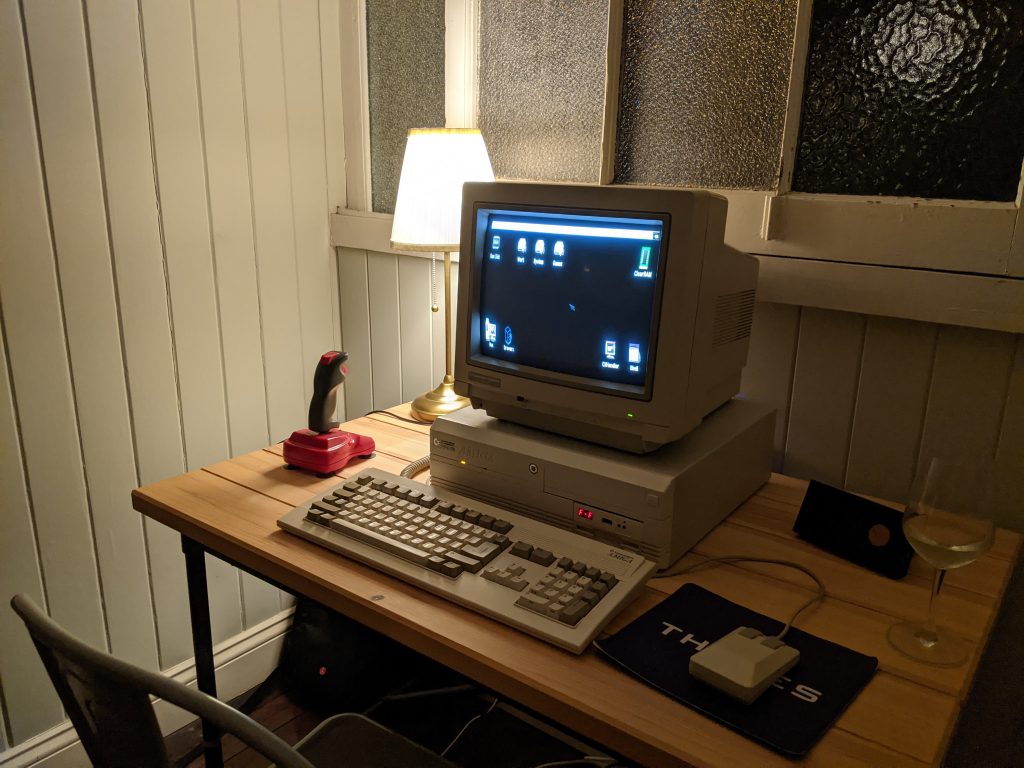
<box><xmin>283</xmin><ymin>429</ymin><xmax>376</xmax><ymax>476</ymax></box>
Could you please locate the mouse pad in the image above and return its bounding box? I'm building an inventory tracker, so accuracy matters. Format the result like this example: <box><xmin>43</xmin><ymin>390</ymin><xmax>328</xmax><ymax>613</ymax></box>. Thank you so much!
<box><xmin>595</xmin><ymin>583</ymin><xmax>877</xmax><ymax>757</ymax></box>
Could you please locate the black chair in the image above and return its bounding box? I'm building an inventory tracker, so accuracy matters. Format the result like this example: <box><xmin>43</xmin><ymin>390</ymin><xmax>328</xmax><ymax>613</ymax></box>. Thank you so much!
<box><xmin>11</xmin><ymin>594</ymin><xmax>455</xmax><ymax>768</ymax></box>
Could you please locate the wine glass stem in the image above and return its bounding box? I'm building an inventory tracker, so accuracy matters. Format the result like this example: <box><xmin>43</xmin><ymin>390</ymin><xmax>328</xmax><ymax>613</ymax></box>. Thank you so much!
<box><xmin>920</xmin><ymin>568</ymin><xmax>947</xmax><ymax>645</ymax></box>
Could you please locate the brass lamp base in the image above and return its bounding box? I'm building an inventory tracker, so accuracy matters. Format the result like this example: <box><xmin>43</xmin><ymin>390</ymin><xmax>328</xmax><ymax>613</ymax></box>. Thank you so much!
<box><xmin>409</xmin><ymin>375</ymin><xmax>469</xmax><ymax>422</ymax></box>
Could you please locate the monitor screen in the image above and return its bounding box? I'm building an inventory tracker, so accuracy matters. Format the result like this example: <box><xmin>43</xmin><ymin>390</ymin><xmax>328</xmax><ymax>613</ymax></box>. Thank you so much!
<box><xmin>471</xmin><ymin>207</ymin><xmax>667</xmax><ymax>397</ymax></box>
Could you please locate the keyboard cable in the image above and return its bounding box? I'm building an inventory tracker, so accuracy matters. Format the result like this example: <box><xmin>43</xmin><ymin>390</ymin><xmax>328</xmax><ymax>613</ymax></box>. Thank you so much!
<box><xmin>400</xmin><ymin>455</ymin><xmax>431</xmax><ymax>479</ymax></box>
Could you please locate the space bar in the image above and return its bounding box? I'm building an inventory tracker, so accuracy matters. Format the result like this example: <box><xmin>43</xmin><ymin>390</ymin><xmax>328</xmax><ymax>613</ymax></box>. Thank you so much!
<box><xmin>328</xmin><ymin>518</ymin><xmax>430</xmax><ymax>564</ymax></box>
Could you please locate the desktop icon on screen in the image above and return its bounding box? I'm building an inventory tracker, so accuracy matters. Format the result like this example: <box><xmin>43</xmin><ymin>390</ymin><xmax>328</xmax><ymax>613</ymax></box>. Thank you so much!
<box><xmin>535</xmin><ymin>240</ymin><xmax>546</xmax><ymax>255</ymax></box>
<box><xmin>628</xmin><ymin>343</ymin><xmax>641</xmax><ymax>364</ymax></box>
<box><xmin>485</xmin><ymin>317</ymin><xmax>497</xmax><ymax>344</ymax></box>
<box><xmin>553</xmin><ymin>241</ymin><xmax>565</xmax><ymax>257</ymax></box>
<box><xmin>639</xmin><ymin>246</ymin><xmax>651</xmax><ymax>270</ymax></box>
<box><xmin>517</xmin><ymin>238</ymin><xmax>527</xmax><ymax>253</ymax></box>
<box><xmin>504</xmin><ymin>326</ymin><xmax>513</xmax><ymax>346</ymax></box>
<box><xmin>604</xmin><ymin>340</ymin><xmax>617</xmax><ymax>359</ymax></box>
<box><xmin>492</xmin><ymin>235</ymin><xmax>501</xmax><ymax>250</ymax></box>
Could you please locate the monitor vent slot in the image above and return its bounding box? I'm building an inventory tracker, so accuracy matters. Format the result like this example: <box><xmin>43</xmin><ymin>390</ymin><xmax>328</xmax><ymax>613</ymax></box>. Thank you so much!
<box><xmin>712</xmin><ymin>289</ymin><xmax>755</xmax><ymax>347</ymax></box>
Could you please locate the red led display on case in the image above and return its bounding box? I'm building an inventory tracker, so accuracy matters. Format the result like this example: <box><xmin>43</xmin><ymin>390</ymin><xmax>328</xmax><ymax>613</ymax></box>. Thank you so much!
<box><xmin>577</xmin><ymin>508</ymin><xmax>594</xmax><ymax>520</ymax></box>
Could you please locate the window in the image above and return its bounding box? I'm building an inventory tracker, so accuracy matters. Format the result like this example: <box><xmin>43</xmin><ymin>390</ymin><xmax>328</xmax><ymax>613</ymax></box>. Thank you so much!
<box><xmin>335</xmin><ymin>0</ymin><xmax>1024</xmax><ymax>332</ymax></box>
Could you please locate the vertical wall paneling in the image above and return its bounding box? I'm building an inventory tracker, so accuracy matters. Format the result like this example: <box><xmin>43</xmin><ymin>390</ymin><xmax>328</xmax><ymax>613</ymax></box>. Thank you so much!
<box><xmin>339</xmin><ymin>0</ymin><xmax>371</xmax><ymax>210</ymax></box>
<box><xmin>139</xmin><ymin>0</ymin><xmax>242</xmax><ymax>646</ymax></box>
<box><xmin>0</xmin><ymin>0</ymin><xmax>106</xmax><ymax>652</ymax></box>
<box><xmin>367</xmin><ymin>253</ymin><xmax>403</xmax><ymax>408</ymax></box>
<box><xmin>192</xmin><ymin>0</ymin><xmax>280</xmax><ymax>628</ymax></box>
<box><xmin>319</xmin><ymin>0</ymin><xmax>347</xmax><ymax>420</ymax></box>
<box><xmin>22</xmin><ymin>0</ymin><xmax>159</xmax><ymax>669</ymax></box>
<box><xmin>784</xmin><ymin>308</ymin><xmax>866</xmax><ymax>486</ymax></box>
<box><xmin>398</xmin><ymin>257</ymin><xmax>434</xmax><ymax>402</ymax></box>
<box><xmin>283</xmin><ymin>0</ymin><xmax>340</xmax><ymax>400</ymax></box>
<box><xmin>84</xmin><ymin>0</ymin><xmax>192</xmax><ymax>671</ymax></box>
<box><xmin>239</xmin><ymin>0</ymin><xmax>307</xmax><ymax>444</ymax></box>
<box><xmin>192</xmin><ymin>0</ymin><xmax>271</xmax><ymax>458</ymax></box>
<box><xmin>0</xmin><ymin>311</ymin><xmax>63</xmax><ymax>742</ymax></box>
<box><xmin>918</xmin><ymin>326</ymin><xmax>1016</xmax><ymax>472</ymax></box>
<box><xmin>994</xmin><ymin>337</ymin><xmax>1024</xmax><ymax>528</ymax></box>
<box><xmin>339</xmin><ymin>248</ymin><xmax>374</xmax><ymax>415</ymax></box>
<box><xmin>739</xmin><ymin>302</ymin><xmax>800</xmax><ymax>468</ymax></box>
<box><xmin>845</xmin><ymin>317</ymin><xmax>937</xmax><ymax>502</ymax></box>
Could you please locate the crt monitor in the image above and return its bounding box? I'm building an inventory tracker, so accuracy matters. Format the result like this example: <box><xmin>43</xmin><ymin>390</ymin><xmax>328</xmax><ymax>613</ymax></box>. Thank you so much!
<box><xmin>454</xmin><ymin>182</ymin><xmax>758</xmax><ymax>453</ymax></box>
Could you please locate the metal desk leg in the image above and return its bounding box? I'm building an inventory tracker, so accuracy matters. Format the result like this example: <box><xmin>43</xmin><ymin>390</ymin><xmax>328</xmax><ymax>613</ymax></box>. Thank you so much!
<box><xmin>182</xmin><ymin>536</ymin><xmax>224</xmax><ymax>768</ymax></box>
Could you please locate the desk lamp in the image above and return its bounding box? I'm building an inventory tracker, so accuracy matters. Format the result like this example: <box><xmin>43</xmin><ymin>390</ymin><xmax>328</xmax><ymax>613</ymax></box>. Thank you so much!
<box><xmin>390</xmin><ymin>128</ymin><xmax>494</xmax><ymax>421</ymax></box>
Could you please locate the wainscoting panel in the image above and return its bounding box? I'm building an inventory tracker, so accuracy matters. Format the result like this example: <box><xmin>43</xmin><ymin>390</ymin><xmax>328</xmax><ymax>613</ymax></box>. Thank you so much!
<box><xmin>0</xmin><ymin>0</ymin><xmax>343</xmax><ymax>749</ymax></box>
<box><xmin>845</xmin><ymin>317</ymin><xmax>937</xmax><ymax>503</ymax></box>
<box><xmin>783</xmin><ymin>308</ymin><xmax>867</xmax><ymax>487</ymax></box>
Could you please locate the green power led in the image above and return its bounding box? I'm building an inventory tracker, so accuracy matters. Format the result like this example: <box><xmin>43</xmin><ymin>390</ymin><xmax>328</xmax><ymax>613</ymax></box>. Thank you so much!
<box><xmin>627</xmin><ymin>412</ymin><xmax>635</xmax><ymax>419</ymax></box>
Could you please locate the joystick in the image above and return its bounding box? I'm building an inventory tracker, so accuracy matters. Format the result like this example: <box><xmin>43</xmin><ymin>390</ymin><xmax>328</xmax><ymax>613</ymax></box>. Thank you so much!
<box><xmin>283</xmin><ymin>351</ymin><xmax>375</xmax><ymax>477</ymax></box>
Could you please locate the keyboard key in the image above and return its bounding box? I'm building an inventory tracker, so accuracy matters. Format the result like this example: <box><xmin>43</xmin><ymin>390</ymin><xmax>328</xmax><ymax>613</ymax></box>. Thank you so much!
<box><xmin>445</xmin><ymin>550</ymin><xmax>483</xmax><ymax>573</ymax></box>
<box><xmin>559</xmin><ymin>599</ymin><xmax>593</xmax><ymax>626</ymax></box>
<box><xmin>450</xmin><ymin>505</ymin><xmax>467</xmax><ymax>520</ymax></box>
<box><xmin>464</xmin><ymin>509</ymin><xmax>481</xmax><ymax>525</ymax></box>
<box><xmin>598</xmin><ymin>572</ymin><xmax>618</xmax><ymax>588</ymax></box>
<box><xmin>478</xmin><ymin>514</ymin><xmax>495</xmax><ymax>529</ymax></box>
<box><xmin>356</xmin><ymin>475</ymin><xmax>372</xmax><ymax>485</ymax></box>
<box><xmin>510</xmin><ymin>541</ymin><xmax>534</xmax><ymax>559</ymax></box>
<box><xmin>420</xmin><ymin>495</ymin><xmax>437</xmax><ymax>508</ymax></box>
<box><xmin>530</xmin><ymin>549</ymin><xmax>555</xmax><ymax>566</ymax></box>
<box><xmin>570</xmin><ymin>561</ymin><xmax>588</xmax><ymax>575</ymax></box>
<box><xmin>516</xmin><ymin>593</ymin><xmax>550</xmax><ymax>612</ymax></box>
<box><xmin>584</xmin><ymin>567</ymin><xmax>601</xmax><ymax>580</ymax></box>
<box><xmin>440</xmin><ymin>561</ymin><xmax>464</xmax><ymax>578</ymax></box>
<box><xmin>312</xmin><ymin>500</ymin><xmax>341</xmax><ymax>514</ymax></box>
<box><xmin>492</xmin><ymin>519</ymin><xmax>513</xmax><ymax>534</ymax></box>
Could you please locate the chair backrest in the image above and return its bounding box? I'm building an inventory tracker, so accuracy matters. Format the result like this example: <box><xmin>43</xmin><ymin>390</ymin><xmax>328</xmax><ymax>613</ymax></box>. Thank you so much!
<box><xmin>11</xmin><ymin>594</ymin><xmax>316</xmax><ymax>768</ymax></box>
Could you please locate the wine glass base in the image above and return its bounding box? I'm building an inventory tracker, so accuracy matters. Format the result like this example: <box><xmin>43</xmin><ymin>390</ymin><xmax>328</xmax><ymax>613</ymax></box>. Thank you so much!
<box><xmin>888</xmin><ymin>621</ymin><xmax>969</xmax><ymax>667</ymax></box>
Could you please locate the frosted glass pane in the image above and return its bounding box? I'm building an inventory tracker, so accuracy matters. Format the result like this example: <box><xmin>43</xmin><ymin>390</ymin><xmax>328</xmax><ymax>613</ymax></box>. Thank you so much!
<box><xmin>366</xmin><ymin>0</ymin><xmax>445</xmax><ymax>213</ymax></box>
<box><xmin>478</xmin><ymin>0</ymin><xmax>606</xmax><ymax>182</ymax></box>
<box><xmin>615</xmin><ymin>0</ymin><xmax>798</xmax><ymax>190</ymax></box>
<box><xmin>793</xmin><ymin>0</ymin><xmax>1024</xmax><ymax>201</ymax></box>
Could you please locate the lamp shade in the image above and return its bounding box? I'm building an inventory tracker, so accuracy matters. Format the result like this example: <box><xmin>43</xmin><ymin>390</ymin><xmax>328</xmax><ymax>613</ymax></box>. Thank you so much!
<box><xmin>390</xmin><ymin>128</ymin><xmax>494</xmax><ymax>252</ymax></box>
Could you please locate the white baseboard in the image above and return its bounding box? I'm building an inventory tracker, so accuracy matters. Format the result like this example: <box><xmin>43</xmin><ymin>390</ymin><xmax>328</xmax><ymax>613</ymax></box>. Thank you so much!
<box><xmin>0</xmin><ymin>608</ymin><xmax>294</xmax><ymax>768</ymax></box>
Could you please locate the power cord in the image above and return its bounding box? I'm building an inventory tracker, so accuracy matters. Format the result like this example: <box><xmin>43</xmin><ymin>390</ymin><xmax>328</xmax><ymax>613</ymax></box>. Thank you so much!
<box><xmin>661</xmin><ymin>556</ymin><xmax>826</xmax><ymax>640</ymax></box>
<box><xmin>530</xmin><ymin>758</ymin><xmax>619</xmax><ymax>768</ymax></box>
<box><xmin>440</xmin><ymin>696</ymin><xmax>498</xmax><ymax>757</ymax></box>
<box><xmin>365</xmin><ymin>408</ymin><xmax>429</xmax><ymax>425</ymax></box>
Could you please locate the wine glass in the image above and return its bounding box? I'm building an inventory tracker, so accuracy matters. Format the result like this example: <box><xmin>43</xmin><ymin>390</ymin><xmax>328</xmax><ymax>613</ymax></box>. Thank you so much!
<box><xmin>888</xmin><ymin>457</ymin><xmax>995</xmax><ymax>666</ymax></box>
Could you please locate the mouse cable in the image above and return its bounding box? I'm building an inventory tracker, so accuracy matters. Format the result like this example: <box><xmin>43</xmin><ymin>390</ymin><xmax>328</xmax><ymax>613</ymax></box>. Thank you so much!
<box><xmin>660</xmin><ymin>556</ymin><xmax>826</xmax><ymax>640</ymax></box>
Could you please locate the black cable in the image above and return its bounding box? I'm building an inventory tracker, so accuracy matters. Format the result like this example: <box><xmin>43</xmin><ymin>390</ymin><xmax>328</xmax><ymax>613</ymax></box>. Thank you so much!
<box><xmin>365</xmin><ymin>409</ymin><xmax>429</xmax><ymax>425</ymax></box>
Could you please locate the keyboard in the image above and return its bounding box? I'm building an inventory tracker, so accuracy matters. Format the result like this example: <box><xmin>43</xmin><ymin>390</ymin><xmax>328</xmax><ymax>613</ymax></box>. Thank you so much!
<box><xmin>277</xmin><ymin>467</ymin><xmax>656</xmax><ymax>653</ymax></box>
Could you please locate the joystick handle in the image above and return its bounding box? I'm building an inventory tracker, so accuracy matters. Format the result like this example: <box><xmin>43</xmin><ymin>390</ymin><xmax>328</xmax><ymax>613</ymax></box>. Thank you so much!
<box><xmin>308</xmin><ymin>351</ymin><xmax>348</xmax><ymax>434</ymax></box>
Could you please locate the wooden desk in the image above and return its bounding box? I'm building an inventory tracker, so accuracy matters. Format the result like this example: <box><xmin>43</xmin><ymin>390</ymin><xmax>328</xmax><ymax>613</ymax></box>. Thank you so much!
<box><xmin>132</xmin><ymin>406</ymin><xmax>1021</xmax><ymax>767</ymax></box>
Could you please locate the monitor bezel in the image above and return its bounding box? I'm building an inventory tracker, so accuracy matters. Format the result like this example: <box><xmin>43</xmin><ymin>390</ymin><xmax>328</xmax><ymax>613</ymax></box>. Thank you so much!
<box><xmin>466</xmin><ymin>202</ymin><xmax>671</xmax><ymax>401</ymax></box>
<box><xmin>456</xmin><ymin>182</ymin><xmax>708</xmax><ymax>432</ymax></box>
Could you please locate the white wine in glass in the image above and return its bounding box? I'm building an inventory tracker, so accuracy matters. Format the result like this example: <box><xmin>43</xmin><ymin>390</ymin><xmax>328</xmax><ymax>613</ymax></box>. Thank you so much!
<box><xmin>888</xmin><ymin>458</ymin><xmax>995</xmax><ymax>666</ymax></box>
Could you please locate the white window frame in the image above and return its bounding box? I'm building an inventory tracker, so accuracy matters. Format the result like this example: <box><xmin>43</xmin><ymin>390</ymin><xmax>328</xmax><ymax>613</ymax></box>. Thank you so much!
<box><xmin>331</xmin><ymin>0</ymin><xmax>1024</xmax><ymax>333</ymax></box>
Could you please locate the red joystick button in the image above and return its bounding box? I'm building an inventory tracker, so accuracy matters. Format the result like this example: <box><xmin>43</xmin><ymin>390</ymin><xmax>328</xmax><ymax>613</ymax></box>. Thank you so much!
<box><xmin>320</xmin><ymin>351</ymin><xmax>340</xmax><ymax>366</ymax></box>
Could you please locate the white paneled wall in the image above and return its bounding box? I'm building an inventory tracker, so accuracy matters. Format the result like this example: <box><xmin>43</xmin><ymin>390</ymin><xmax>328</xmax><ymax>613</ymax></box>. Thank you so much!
<box><xmin>0</xmin><ymin>0</ymin><xmax>342</xmax><ymax>748</ymax></box>
<box><xmin>339</xmin><ymin>259</ymin><xmax>1024</xmax><ymax>532</ymax></box>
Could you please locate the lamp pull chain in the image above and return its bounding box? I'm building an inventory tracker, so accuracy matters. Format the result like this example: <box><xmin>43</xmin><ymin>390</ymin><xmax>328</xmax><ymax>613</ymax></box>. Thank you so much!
<box><xmin>430</xmin><ymin>253</ymin><xmax>439</xmax><ymax>312</ymax></box>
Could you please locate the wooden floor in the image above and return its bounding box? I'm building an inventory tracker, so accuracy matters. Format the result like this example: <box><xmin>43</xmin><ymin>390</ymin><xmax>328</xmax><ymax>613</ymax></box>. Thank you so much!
<box><xmin>165</xmin><ymin>685</ymin><xmax>319</xmax><ymax>768</ymax></box>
